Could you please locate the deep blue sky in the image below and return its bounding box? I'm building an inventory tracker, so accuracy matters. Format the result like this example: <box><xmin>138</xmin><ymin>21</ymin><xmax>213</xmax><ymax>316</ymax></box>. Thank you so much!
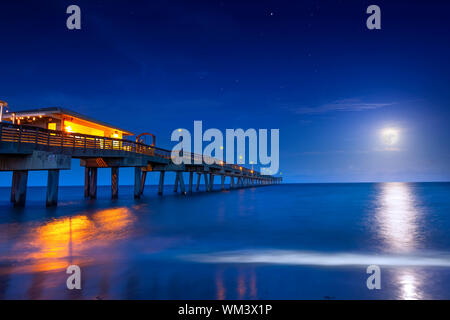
<box><xmin>1</xmin><ymin>0</ymin><xmax>449</xmax><ymax>185</ymax></box>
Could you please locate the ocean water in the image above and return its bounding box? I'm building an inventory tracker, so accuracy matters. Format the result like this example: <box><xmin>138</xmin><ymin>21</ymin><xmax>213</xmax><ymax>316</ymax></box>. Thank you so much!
<box><xmin>0</xmin><ymin>182</ymin><xmax>449</xmax><ymax>300</ymax></box>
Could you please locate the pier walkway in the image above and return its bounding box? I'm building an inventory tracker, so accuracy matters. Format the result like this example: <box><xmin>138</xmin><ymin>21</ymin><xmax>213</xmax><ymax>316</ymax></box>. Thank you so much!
<box><xmin>0</xmin><ymin>122</ymin><xmax>282</xmax><ymax>206</ymax></box>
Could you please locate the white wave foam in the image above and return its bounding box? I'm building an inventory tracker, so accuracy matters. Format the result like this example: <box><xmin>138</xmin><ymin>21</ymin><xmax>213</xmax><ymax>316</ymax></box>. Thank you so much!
<box><xmin>183</xmin><ymin>249</ymin><xmax>450</xmax><ymax>267</ymax></box>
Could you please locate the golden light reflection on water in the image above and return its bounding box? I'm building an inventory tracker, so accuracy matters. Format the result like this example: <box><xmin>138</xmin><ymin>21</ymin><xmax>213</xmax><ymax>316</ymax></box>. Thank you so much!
<box><xmin>237</xmin><ymin>270</ymin><xmax>247</xmax><ymax>299</ymax></box>
<box><xmin>2</xmin><ymin>207</ymin><xmax>135</xmax><ymax>274</ymax></box>
<box><xmin>376</xmin><ymin>182</ymin><xmax>424</xmax><ymax>300</ymax></box>
<box><xmin>215</xmin><ymin>268</ymin><xmax>258</xmax><ymax>300</ymax></box>
<box><xmin>215</xmin><ymin>268</ymin><xmax>226</xmax><ymax>300</ymax></box>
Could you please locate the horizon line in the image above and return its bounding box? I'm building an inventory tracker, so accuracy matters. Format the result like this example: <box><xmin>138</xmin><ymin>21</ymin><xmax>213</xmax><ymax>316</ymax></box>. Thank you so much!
<box><xmin>1</xmin><ymin>181</ymin><xmax>448</xmax><ymax>188</ymax></box>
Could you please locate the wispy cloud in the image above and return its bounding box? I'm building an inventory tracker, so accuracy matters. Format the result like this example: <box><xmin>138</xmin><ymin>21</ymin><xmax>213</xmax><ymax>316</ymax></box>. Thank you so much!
<box><xmin>293</xmin><ymin>99</ymin><xmax>394</xmax><ymax>115</ymax></box>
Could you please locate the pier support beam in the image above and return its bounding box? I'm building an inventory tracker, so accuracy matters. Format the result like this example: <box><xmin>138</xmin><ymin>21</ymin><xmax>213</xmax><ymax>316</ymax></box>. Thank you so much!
<box><xmin>140</xmin><ymin>171</ymin><xmax>147</xmax><ymax>195</ymax></box>
<box><xmin>204</xmin><ymin>173</ymin><xmax>209</xmax><ymax>192</ymax></box>
<box><xmin>134</xmin><ymin>167</ymin><xmax>145</xmax><ymax>199</ymax></box>
<box><xmin>11</xmin><ymin>170</ymin><xmax>28</xmax><ymax>207</ymax></box>
<box><xmin>221</xmin><ymin>175</ymin><xmax>225</xmax><ymax>190</ymax></box>
<box><xmin>178</xmin><ymin>172</ymin><xmax>186</xmax><ymax>194</ymax></box>
<box><xmin>189</xmin><ymin>172</ymin><xmax>193</xmax><ymax>193</ymax></box>
<box><xmin>209</xmin><ymin>173</ymin><xmax>214</xmax><ymax>191</ymax></box>
<box><xmin>111</xmin><ymin>167</ymin><xmax>119</xmax><ymax>200</ymax></box>
<box><xmin>229</xmin><ymin>176</ymin><xmax>234</xmax><ymax>189</ymax></box>
<box><xmin>90</xmin><ymin>168</ymin><xmax>98</xmax><ymax>199</ymax></box>
<box><xmin>86</xmin><ymin>167</ymin><xmax>98</xmax><ymax>199</ymax></box>
<box><xmin>84</xmin><ymin>168</ymin><xmax>90</xmax><ymax>198</ymax></box>
<box><xmin>174</xmin><ymin>173</ymin><xmax>179</xmax><ymax>192</ymax></box>
<box><xmin>46</xmin><ymin>169</ymin><xmax>60</xmax><ymax>207</ymax></box>
<box><xmin>158</xmin><ymin>171</ymin><xmax>165</xmax><ymax>195</ymax></box>
<box><xmin>84</xmin><ymin>167</ymin><xmax>97</xmax><ymax>199</ymax></box>
<box><xmin>196</xmin><ymin>173</ymin><xmax>201</xmax><ymax>191</ymax></box>
<box><xmin>173</xmin><ymin>172</ymin><xmax>186</xmax><ymax>194</ymax></box>
<box><xmin>11</xmin><ymin>171</ymin><xmax>18</xmax><ymax>202</ymax></box>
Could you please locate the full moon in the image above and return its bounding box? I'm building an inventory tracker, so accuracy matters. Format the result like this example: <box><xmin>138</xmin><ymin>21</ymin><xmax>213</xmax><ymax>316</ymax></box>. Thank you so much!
<box><xmin>381</xmin><ymin>128</ymin><xmax>399</xmax><ymax>146</ymax></box>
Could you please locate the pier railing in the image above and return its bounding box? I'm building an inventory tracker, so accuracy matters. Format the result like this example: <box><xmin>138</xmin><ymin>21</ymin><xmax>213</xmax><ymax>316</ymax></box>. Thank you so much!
<box><xmin>0</xmin><ymin>122</ymin><xmax>259</xmax><ymax>175</ymax></box>
<box><xmin>0</xmin><ymin>122</ymin><xmax>172</xmax><ymax>159</ymax></box>
<box><xmin>172</xmin><ymin>151</ymin><xmax>255</xmax><ymax>175</ymax></box>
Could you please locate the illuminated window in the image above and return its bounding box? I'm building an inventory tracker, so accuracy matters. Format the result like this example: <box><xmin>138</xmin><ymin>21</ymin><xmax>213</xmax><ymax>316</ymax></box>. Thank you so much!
<box><xmin>63</xmin><ymin>120</ymin><xmax>104</xmax><ymax>137</ymax></box>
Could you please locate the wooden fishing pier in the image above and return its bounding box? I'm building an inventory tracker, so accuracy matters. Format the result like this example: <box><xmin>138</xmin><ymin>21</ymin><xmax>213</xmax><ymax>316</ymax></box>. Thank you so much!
<box><xmin>0</xmin><ymin>107</ymin><xmax>282</xmax><ymax>207</ymax></box>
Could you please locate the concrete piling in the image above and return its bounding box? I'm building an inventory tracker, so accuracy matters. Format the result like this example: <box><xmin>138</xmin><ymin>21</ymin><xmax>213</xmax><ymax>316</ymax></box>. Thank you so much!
<box><xmin>11</xmin><ymin>170</ymin><xmax>28</xmax><ymax>207</ymax></box>
<box><xmin>189</xmin><ymin>171</ymin><xmax>193</xmax><ymax>193</ymax></box>
<box><xmin>158</xmin><ymin>171</ymin><xmax>165</xmax><ymax>195</ymax></box>
<box><xmin>134</xmin><ymin>167</ymin><xmax>143</xmax><ymax>199</ymax></box>
<box><xmin>140</xmin><ymin>171</ymin><xmax>147</xmax><ymax>195</ymax></box>
<box><xmin>84</xmin><ymin>167</ymin><xmax>90</xmax><ymax>198</ymax></box>
<box><xmin>84</xmin><ymin>167</ymin><xmax>98</xmax><ymax>199</ymax></box>
<box><xmin>46</xmin><ymin>169</ymin><xmax>60</xmax><ymax>207</ymax></box>
<box><xmin>229</xmin><ymin>176</ymin><xmax>234</xmax><ymax>189</ymax></box>
<box><xmin>203</xmin><ymin>173</ymin><xmax>209</xmax><ymax>192</ymax></box>
<box><xmin>196</xmin><ymin>173</ymin><xmax>201</xmax><ymax>191</ymax></box>
<box><xmin>89</xmin><ymin>167</ymin><xmax>98</xmax><ymax>199</ymax></box>
<box><xmin>177</xmin><ymin>171</ymin><xmax>186</xmax><ymax>194</ymax></box>
<box><xmin>174</xmin><ymin>172</ymin><xmax>179</xmax><ymax>192</ymax></box>
<box><xmin>111</xmin><ymin>167</ymin><xmax>119</xmax><ymax>200</ymax></box>
<box><xmin>209</xmin><ymin>173</ymin><xmax>214</xmax><ymax>191</ymax></box>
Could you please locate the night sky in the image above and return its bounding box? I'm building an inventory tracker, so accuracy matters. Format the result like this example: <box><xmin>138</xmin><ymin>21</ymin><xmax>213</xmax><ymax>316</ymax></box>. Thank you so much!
<box><xmin>1</xmin><ymin>0</ymin><xmax>449</xmax><ymax>186</ymax></box>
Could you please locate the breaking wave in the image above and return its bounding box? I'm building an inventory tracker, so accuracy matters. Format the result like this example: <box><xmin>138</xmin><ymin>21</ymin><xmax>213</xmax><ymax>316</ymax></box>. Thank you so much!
<box><xmin>183</xmin><ymin>249</ymin><xmax>450</xmax><ymax>267</ymax></box>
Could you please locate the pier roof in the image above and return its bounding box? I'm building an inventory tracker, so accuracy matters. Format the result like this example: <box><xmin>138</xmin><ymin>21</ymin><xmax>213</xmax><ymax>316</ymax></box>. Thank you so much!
<box><xmin>3</xmin><ymin>107</ymin><xmax>134</xmax><ymax>136</ymax></box>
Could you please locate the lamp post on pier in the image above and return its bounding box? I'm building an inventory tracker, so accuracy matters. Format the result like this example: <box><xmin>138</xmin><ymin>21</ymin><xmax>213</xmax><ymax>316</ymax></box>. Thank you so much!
<box><xmin>0</xmin><ymin>100</ymin><xmax>8</xmax><ymax>122</ymax></box>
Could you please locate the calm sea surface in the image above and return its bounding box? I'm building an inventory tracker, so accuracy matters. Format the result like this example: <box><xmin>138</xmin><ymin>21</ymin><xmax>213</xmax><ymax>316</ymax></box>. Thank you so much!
<box><xmin>0</xmin><ymin>182</ymin><xmax>449</xmax><ymax>300</ymax></box>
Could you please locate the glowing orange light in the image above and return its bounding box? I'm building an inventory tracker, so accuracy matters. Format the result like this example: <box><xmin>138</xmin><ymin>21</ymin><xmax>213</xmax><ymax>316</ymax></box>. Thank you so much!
<box><xmin>65</xmin><ymin>126</ymin><xmax>73</xmax><ymax>133</ymax></box>
<box><xmin>240</xmin><ymin>167</ymin><xmax>243</xmax><ymax>171</ymax></box>
<box><xmin>8</xmin><ymin>207</ymin><xmax>136</xmax><ymax>274</ymax></box>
